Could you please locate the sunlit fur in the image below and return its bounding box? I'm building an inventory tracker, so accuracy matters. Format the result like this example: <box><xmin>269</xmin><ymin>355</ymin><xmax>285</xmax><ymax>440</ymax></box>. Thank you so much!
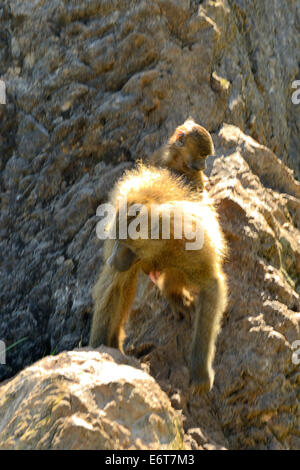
<box><xmin>107</xmin><ymin>119</ymin><xmax>214</xmax><ymax>272</ymax></box>
<box><xmin>149</xmin><ymin>118</ymin><xmax>214</xmax><ymax>191</ymax></box>
<box><xmin>90</xmin><ymin>163</ymin><xmax>227</xmax><ymax>394</ymax></box>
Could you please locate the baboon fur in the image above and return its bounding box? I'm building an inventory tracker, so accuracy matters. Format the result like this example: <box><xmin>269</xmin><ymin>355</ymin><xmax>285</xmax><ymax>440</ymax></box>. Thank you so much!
<box><xmin>108</xmin><ymin>119</ymin><xmax>215</xmax><ymax>272</ymax></box>
<box><xmin>90</xmin><ymin>163</ymin><xmax>228</xmax><ymax>394</ymax></box>
<box><xmin>149</xmin><ymin>117</ymin><xmax>214</xmax><ymax>191</ymax></box>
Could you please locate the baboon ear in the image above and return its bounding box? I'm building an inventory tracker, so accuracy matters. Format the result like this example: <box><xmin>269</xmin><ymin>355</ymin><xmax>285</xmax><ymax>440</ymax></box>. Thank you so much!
<box><xmin>185</xmin><ymin>115</ymin><xmax>195</xmax><ymax>123</ymax></box>
<box><xmin>175</xmin><ymin>129</ymin><xmax>185</xmax><ymax>147</ymax></box>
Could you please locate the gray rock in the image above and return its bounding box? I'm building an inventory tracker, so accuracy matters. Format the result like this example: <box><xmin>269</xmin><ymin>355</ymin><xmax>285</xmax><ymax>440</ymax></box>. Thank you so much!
<box><xmin>16</xmin><ymin>114</ymin><xmax>49</xmax><ymax>161</ymax></box>
<box><xmin>0</xmin><ymin>0</ymin><xmax>299</xmax><ymax>450</ymax></box>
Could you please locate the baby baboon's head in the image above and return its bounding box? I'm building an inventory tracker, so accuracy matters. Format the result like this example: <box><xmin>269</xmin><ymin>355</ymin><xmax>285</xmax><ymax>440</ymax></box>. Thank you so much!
<box><xmin>167</xmin><ymin>118</ymin><xmax>215</xmax><ymax>173</ymax></box>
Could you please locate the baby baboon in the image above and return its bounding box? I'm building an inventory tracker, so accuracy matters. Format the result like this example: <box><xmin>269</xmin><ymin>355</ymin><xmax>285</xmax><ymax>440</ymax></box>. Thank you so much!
<box><xmin>90</xmin><ymin>163</ymin><xmax>228</xmax><ymax>394</ymax></box>
<box><xmin>149</xmin><ymin>117</ymin><xmax>215</xmax><ymax>191</ymax></box>
<box><xmin>108</xmin><ymin>118</ymin><xmax>215</xmax><ymax>272</ymax></box>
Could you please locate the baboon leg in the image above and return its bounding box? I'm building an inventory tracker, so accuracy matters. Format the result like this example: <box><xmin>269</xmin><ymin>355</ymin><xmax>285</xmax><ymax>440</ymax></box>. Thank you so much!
<box><xmin>156</xmin><ymin>268</ymin><xmax>195</xmax><ymax>322</ymax></box>
<box><xmin>107</xmin><ymin>263</ymin><xmax>140</xmax><ymax>350</ymax></box>
<box><xmin>90</xmin><ymin>262</ymin><xmax>140</xmax><ymax>351</ymax></box>
<box><xmin>190</xmin><ymin>274</ymin><xmax>227</xmax><ymax>394</ymax></box>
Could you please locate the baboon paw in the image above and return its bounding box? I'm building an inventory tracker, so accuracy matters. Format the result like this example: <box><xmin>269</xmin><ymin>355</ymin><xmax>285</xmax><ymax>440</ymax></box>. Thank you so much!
<box><xmin>168</xmin><ymin>294</ymin><xmax>193</xmax><ymax>323</ymax></box>
<box><xmin>189</xmin><ymin>368</ymin><xmax>214</xmax><ymax>395</ymax></box>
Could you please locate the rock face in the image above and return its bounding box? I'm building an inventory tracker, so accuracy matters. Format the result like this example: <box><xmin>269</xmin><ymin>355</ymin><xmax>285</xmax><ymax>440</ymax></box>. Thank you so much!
<box><xmin>126</xmin><ymin>125</ymin><xmax>300</xmax><ymax>450</ymax></box>
<box><xmin>0</xmin><ymin>348</ymin><xmax>184</xmax><ymax>450</ymax></box>
<box><xmin>0</xmin><ymin>0</ymin><xmax>299</xmax><ymax>450</ymax></box>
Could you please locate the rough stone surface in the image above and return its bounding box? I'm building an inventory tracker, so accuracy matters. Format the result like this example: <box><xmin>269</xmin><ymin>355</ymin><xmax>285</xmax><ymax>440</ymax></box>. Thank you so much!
<box><xmin>0</xmin><ymin>348</ymin><xmax>184</xmax><ymax>450</ymax></box>
<box><xmin>125</xmin><ymin>126</ymin><xmax>300</xmax><ymax>450</ymax></box>
<box><xmin>0</xmin><ymin>0</ymin><xmax>299</xmax><ymax>450</ymax></box>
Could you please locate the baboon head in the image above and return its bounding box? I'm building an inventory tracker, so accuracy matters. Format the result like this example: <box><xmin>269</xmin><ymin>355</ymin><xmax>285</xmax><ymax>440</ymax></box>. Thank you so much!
<box><xmin>167</xmin><ymin>118</ymin><xmax>215</xmax><ymax>173</ymax></box>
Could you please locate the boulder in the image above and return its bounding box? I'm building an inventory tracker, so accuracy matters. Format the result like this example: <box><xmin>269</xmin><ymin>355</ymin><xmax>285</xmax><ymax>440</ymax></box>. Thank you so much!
<box><xmin>0</xmin><ymin>348</ymin><xmax>184</xmax><ymax>450</ymax></box>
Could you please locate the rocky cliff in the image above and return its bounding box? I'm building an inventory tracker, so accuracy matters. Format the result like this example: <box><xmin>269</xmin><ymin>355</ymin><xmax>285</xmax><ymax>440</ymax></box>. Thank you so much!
<box><xmin>0</xmin><ymin>0</ymin><xmax>299</xmax><ymax>450</ymax></box>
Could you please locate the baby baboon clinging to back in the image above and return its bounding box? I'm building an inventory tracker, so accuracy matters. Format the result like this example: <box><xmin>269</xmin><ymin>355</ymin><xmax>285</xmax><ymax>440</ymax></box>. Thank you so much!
<box><xmin>149</xmin><ymin>117</ymin><xmax>215</xmax><ymax>191</ymax></box>
<box><xmin>108</xmin><ymin>119</ymin><xmax>215</xmax><ymax>272</ymax></box>
<box><xmin>90</xmin><ymin>163</ymin><xmax>228</xmax><ymax>394</ymax></box>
